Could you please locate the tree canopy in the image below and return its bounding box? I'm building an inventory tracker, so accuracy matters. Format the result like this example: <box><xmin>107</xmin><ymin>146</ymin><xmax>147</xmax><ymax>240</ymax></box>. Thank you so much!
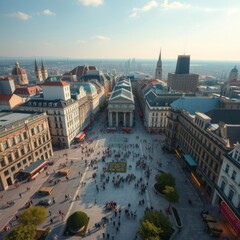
<box><xmin>163</xmin><ymin>186</ymin><xmax>179</xmax><ymax>208</ymax></box>
<box><xmin>138</xmin><ymin>220</ymin><xmax>162</xmax><ymax>240</ymax></box>
<box><xmin>156</xmin><ymin>173</ymin><xmax>176</xmax><ymax>192</ymax></box>
<box><xmin>139</xmin><ymin>210</ymin><xmax>173</xmax><ymax>240</ymax></box>
<box><xmin>19</xmin><ymin>206</ymin><xmax>47</xmax><ymax>226</ymax></box>
<box><xmin>4</xmin><ymin>224</ymin><xmax>36</xmax><ymax>240</ymax></box>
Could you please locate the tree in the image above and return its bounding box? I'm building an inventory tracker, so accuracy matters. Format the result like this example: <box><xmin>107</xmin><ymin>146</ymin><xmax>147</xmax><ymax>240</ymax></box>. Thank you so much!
<box><xmin>140</xmin><ymin>210</ymin><xmax>173</xmax><ymax>240</ymax></box>
<box><xmin>67</xmin><ymin>211</ymin><xmax>89</xmax><ymax>234</ymax></box>
<box><xmin>4</xmin><ymin>224</ymin><xmax>36</xmax><ymax>240</ymax></box>
<box><xmin>138</xmin><ymin>220</ymin><xmax>162</xmax><ymax>240</ymax></box>
<box><xmin>19</xmin><ymin>206</ymin><xmax>47</xmax><ymax>226</ymax></box>
<box><xmin>163</xmin><ymin>186</ymin><xmax>179</xmax><ymax>210</ymax></box>
<box><xmin>156</xmin><ymin>173</ymin><xmax>175</xmax><ymax>193</ymax></box>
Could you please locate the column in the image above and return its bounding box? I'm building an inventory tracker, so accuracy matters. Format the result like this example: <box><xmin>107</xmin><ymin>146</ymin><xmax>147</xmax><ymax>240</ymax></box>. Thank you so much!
<box><xmin>124</xmin><ymin>112</ymin><xmax>126</xmax><ymax>127</ymax></box>
<box><xmin>116</xmin><ymin>112</ymin><xmax>119</xmax><ymax>127</ymax></box>
<box><xmin>130</xmin><ymin>112</ymin><xmax>133</xmax><ymax>127</ymax></box>
<box><xmin>110</xmin><ymin>112</ymin><xmax>113</xmax><ymax>126</ymax></box>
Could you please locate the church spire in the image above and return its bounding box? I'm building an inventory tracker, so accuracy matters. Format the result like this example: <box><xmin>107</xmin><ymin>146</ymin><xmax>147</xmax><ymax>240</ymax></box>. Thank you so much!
<box><xmin>155</xmin><ymin>49</ymin><xmax>162</xmax><ymax>80</ymax></box>
<box><xmin>35</xmin><ymin>59</ymin><xmax>39</xmax><ymax>71</ymax></box>
<box><xmin>41</xmin><ymin>59</ymin><xmax>45</xmax><ymax>70</ymax></box>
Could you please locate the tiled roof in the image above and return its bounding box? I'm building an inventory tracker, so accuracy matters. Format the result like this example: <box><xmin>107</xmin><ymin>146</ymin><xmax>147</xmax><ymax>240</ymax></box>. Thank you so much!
<box><xmin>206</xmin><ymin>109</ymin><xmax>240</xmax><ymax>124</ymax></box>
<box><xmin>65</xmin><ymin>65</ymin><xmax>98</xmax><ymax>78</ymax></box>
<box><xmin>14</xmin><ymin>86</ymin><xmax>42</xmax><ymax>96</ymax></box>
<box><xmin>74</xmin><ymin>82</ymin><xmax>97</xmax><ymax>93</ymax></box>
<box><xmin>110</xmin><ymin>88</ymin><xmax>133</xmax><ymax>101</ymax></box>
<box><xmin>145</xmin><ymin>91</ymin><xmax>177</xmax><ymax>107</ymax></box>
<box><xmin>0</xmin><ymin>94</ymin><xmax>13</xmax><ymax>101</ymax></box>
<box><xmin>43</xmin><ymin>81</ymin><xmax>69</xmax><ymax>86</ymax></box>
<box><xmin>21</xmin><ymin>98</ymin><xmax>76</xmax><ymax>108</ymax></box>
<box><xmin>171</xmin><ymin>97</ymin><xmax>220</xmax><ymax>115</ymax></box>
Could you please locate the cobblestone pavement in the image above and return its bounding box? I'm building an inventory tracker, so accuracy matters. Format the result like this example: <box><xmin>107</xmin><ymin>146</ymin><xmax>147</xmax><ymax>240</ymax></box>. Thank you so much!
<box><xmin>0</xmin><ymin>111</ymin><xmax>216</xmax><ymax>240</ymax></box>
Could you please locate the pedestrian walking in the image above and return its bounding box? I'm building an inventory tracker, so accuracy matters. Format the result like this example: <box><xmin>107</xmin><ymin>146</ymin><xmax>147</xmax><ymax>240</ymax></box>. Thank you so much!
<box><xmin>49</xmin><ymin>210</ymin><xmax>52</xmax><ymax>216</ymax></box>
<box><xmin>19</xmin><ymin>193</ymin><xmax>22</xmax><ymax>198</ymax></box>
<box><xmin>102</xmin><ymin>232</ymin><xmax>105</xmax><ymax>238</ymax></box>
<box><xmin>50</xmin><ymin>218</ymin><xmax>53</xmax><ymax>224</ymax></box>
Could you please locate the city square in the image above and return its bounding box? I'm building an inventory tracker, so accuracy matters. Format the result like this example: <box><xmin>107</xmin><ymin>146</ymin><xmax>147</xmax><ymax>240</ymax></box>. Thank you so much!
<box><xmin>0</xmin><ymin>111</ymin><xmax>222</xmax><ymax>240</ymax></box>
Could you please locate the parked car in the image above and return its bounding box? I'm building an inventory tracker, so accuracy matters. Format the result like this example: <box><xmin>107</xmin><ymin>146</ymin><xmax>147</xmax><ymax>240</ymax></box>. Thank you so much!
<box><xmin>38</xmin><ymin>199</ymin><xmax>52</xmax><ymax>207</ymax></box>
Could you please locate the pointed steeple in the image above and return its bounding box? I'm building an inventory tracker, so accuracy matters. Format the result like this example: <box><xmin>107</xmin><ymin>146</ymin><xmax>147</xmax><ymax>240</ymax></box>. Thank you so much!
<box><xmin>41</xmin><ymin>60</ymin><xmax>45</xmax><ymax>70</ymax></box>
<box><xmin>155</xmin><ymin>49</ymin><xmax>162</xmax><ymax>80</ymax></box>
<box><xmin>35</xmin><ymin>59</ymin><xmax>39</xmax><ymax>71</ymax></box>
<box><xmin>158</xmin><ymin>49</ymin><xmax>162</xmax><ymax>61</ymax></box>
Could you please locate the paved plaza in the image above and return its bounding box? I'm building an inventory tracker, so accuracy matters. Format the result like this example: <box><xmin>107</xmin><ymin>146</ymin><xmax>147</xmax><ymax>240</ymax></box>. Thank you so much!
<box><xmin>0</xmin><ymin>111</ymin><xmax>221</xmax><ymax>240</ymax></box>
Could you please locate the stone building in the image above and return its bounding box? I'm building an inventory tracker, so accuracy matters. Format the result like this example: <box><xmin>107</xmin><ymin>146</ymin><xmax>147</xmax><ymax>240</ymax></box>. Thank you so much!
<box><xmin>108</xmin><ymin>78</ymin><xmax>135</xmax><ymax>128</ymax></box>
<box><xmin>165</xmin><ymin>102</ymin><xmax>240</xmax><ymax>200</ymax></box>
<box><xmin>12</xmin><ymin>62</ymin><xmax>29</xmax><ymax>86</ymax></box>
<box><xmin>212</xmin><ymin>144</ymin><xmax>240</xmax><ymax>237</ymax></box>
<box><xmin>19</xmin><ymin>80</ymin><xmax>81</xmax><ymax>148</ymax></box>
<box><xmin>0</xmin><ymin>111</ymin><xmax>53</xmax><ymax>190</ymax></box>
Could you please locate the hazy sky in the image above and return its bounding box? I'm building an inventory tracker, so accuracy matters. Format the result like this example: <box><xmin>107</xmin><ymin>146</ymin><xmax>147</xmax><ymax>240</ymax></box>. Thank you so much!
<box><xmin>1</xmin><ymin>0</ymin><xmax>240</xmax><ymax>60</ymax></box>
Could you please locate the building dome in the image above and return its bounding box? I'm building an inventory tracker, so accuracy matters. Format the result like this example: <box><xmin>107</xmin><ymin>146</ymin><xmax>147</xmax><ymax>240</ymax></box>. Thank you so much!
<box><xmin>12</xmin><ymin>62</ymin><xmax>27</xmax><ymax>75</ymax></box>
<box><xmin>231</xmin><ymin>66</ymin><xmax>238</xmax><ymax>73</ymax></box>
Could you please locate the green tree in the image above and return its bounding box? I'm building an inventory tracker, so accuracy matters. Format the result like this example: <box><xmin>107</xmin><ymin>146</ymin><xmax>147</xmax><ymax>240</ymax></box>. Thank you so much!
<box><xmin>163</xmin><ymin>186</ymin><xmax>179</xmax><ymax>210</ymax></box>
<box><xmin>19</xmin><ymin>206</ymin><xmax>47</xmax><ymax>226</ymax></box>
<box><xmin>156</xmin><ymin>172</ymin><xmax>175</xmax><ymax>192</ymax></box>
<box><xmin>4</xmin><ymin>224</ymin><xmax>36</xmax><ymax>240</ymax></box>
<box><xmin>138</xmin><ymin>220</ymin><xmax>162</xmax><ymax>240</ymax></box>
<box><xmin>141</xmin><ymin>210</ymin><xmax>173</xmax><ymax>240</ymax></box>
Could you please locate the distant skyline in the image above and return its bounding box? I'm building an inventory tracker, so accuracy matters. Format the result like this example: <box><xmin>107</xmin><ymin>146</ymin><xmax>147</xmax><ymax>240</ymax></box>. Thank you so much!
<box><xmin>1</xmin><ymin>0</ymin><xmax>240</xmax><ymax>61</ymax></box>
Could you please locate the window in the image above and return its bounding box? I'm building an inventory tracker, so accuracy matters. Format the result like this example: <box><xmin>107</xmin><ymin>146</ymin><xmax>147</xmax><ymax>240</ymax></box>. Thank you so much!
<box><xmin>14</xmin><ymin>151</ymin><xmax>19</xmax><ymax>159</ymax></box>
<box><xmin>23</xmin><ymin>132</ymin><xmax>27</xmax><ymax>139</ymax></box>
<box><xmin>228</xmin><ymin>189</ymin><xmax>234</xmax><ymax>201</ymax></box>
<box><xmin>17</xmin><ymin>163</ymin><xmax>21</xmax><ymax>168</ymax></box>
<box><xmin>11</xmin><ymin>166</ymin><xmax>15</xmax><ymax>172</ymax></box>
<box><xmin>232</xmin><ymin>171</ymin><xmax>237</xmax><ymax>181</ymax></box>
<box><xmin>3</xmin><ymin>141</ymin><xmax>9</xmax><ymax>150</ymax></box>
<box><xmin>7</xmin><ymin>154</ymin><xmax>12</xmax><ymax>163</ymax></box>
<box><xmin>23</xmin><ymin>159</ymin><xmax>27</xmax><ymax>164</ymax></box>
<box><xmin>4</xmin><ymin>170</ymin><xmax>9</xmax><ymax>176</ymax></box>
<box><xmin>21</xmin><ymin>148</ymin><xmax>25</xmax><ymax>155</ymax></box>
<box><xmin>1</xmin><ymin>159</ymin><xmax>6</xmax><ymax>167</ymax></box>
<box><xmin>225</xmin><ymin>164</ymin><xmax>230</xmax><ymax>174</ymax></box>
<box><xmin>34</xmin><ymin>141</ymin><xmax>37</xmax><ymax>148</ymax></box>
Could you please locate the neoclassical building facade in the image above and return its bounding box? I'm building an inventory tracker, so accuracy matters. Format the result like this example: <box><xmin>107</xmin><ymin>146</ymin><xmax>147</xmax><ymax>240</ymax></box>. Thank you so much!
<box><xmin>108</xmin><ymin>79</ymin><xmax>135</xmax><ymax>128</ymax></box>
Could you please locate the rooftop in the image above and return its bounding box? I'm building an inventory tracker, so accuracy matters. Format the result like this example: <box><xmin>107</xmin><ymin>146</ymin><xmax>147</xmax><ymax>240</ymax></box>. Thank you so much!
<box><xmin>0</xmin><ymin>112</ymin><xmax>32</xmax><ymax>127</ymax></box>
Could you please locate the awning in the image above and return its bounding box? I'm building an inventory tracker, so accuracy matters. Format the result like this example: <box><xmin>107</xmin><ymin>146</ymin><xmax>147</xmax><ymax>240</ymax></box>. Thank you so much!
<box><xmin>184</xmin><ymin>154</ymin><xmax>197</xmax><ymax>167</ymax></box>
<box><xmin>22</xmin><ymin>159</ymin><xmax>47</xmax><ymax>176</ymax></box>
<box><xmin>75</xmin><ymin>132</ymin><xmax>85</xmax><ymax>140</ymax></box>
<box><xmin>221</xmin><ymin>201</ymin><xmax>240</xmax><ymax>235</ymax></box>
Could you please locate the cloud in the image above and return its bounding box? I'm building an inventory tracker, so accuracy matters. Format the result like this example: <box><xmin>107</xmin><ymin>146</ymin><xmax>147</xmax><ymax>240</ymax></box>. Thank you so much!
<box><xmin>7</xmin><ymin>11</ymin><xmax>31</xmax><ymax>20</ymax></box>
<box><xmin>91</xmin><ymin>35</ymin><xmax>110</xmax><ymax>41</ymax></box>
<box><xmin>79</xmin><ymin>0</ymin><xmax>103</xmax><ymax>7</ymax></box>
<box><xmin>41</xmin><ymin>9</ymin><xmax>56</xmax><ymax>16</ymax></box>
<box><xmin>161</xmin><ymin>0</ymin><xmax>190</xmax><ymax>10</ymax></box>
<box><xmin>130</xmin><ymin>0</ymin><xmax>158</xmax><ymax>18</ymax></box>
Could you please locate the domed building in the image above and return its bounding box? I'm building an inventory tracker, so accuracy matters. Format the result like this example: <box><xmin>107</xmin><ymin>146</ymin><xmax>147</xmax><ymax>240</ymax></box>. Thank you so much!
<box><xmin>12</xmin><ymin>62</ymin><xmax>29</xmax><ymax>86</ymax></box>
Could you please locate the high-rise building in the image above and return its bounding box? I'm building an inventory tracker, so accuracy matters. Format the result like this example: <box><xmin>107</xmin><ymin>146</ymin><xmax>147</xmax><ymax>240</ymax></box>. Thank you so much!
<box><xmin>175</xmin><ymin>55</ymin><xmax>190</xmax><ymax>74</ymax></box>
<box><xmin>155</xmin><ymin>50</ymin><xmax>162</xmax><ymax>80</ymax></box>
<box><xmin>167</xmin><ymin>55</ymin><xmax>198</xmax><ymax>93</ymax></box>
